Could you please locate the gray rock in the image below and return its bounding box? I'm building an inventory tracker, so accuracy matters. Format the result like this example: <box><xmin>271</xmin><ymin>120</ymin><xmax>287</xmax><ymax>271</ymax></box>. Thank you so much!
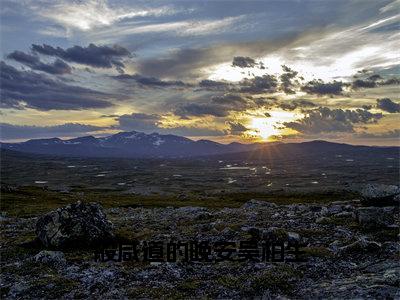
<box><xmin>287</xmin><ymin>232</ymin><xmax>300</xmax><ymax>244</ymax></box>
<box><xmin>360</xmin><ymin>184</ymin><xmax>400</xmax><ymax>206</ymax></box>
<box><xmin>34</xmin><ymin>250</ymin><xmax>66</xmax><ymax>266</ymax></box>
<box><xmin>35</xmin><ymin>201</ymin><xmax>114</xmax><ymax>248</ymax></box>
<box><xmin>327</xmin><ymin>205</ymin><xmax>343</xmax><ymax>215</ymax></box>
<box><xmin>338</xmin><ymin>237</ymin><xmax>381</xmax><ymax>256</ymax></box>
<box><xmin>334</xmin><ymin>211</ymin><xmax>353</xmax><ymax>218</ymax></box>
<box><xmin>356</xmin><ymin>206</ymin><xmax>395</xmax><ymax>229</ymax></box>
<box><xmin>329</xmin><ymin>240</ymin><xmax>342</xmax><ymax>254</ymax></box>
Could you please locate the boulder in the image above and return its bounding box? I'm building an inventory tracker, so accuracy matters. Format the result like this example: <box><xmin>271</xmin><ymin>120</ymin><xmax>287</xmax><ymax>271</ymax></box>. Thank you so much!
<box><xmin>261</xmin><ymin>227</ymin><xmax>288</xmax><ymax>242</ymax></box>
<box><xmin>356</xmin><ymin>206</ymin><xmax>395</xmax><ymax>229</ymax></box>
<box><xmin>34</xmin><ymin>250</ymin><xmax>66</xmax><ymax>266</ymax></box>
<box><xmin>36</xmin><ymin>201</ymin><xmax>114</xmax><ymax>248</ymax></box>
<box><xmin>360</xmin><ymin>184</ymin><xmax>400</xmax><ymax>206</ymax></box>
<box><xmin>338</xmin><ymin>237</ymin><xmax>381</xmax><ymax>256</ymax></box>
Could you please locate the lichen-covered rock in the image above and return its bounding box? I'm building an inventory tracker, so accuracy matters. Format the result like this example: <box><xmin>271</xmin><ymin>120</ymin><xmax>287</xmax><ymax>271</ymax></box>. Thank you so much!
<box><xmin>35</xmin><ymin>201</ymin><xmax>114</xmax><ymax>248</ymax></box>
<box><xmin>356</xmin><ymin>206</ymin><xmax>395</xmax><ymax>229</ymax></box>
<box><xmin>34</xmin><ymin>250</ymin><xmax>66</xmax><ymax>266</ymax></box>
<box><xmin>360</xmin><ymin>184</ymin><xmax>400</xmax><ymax>206</ymax></box>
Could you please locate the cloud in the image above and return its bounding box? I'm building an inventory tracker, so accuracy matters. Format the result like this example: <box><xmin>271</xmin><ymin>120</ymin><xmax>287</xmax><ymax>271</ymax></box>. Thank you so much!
<box><xmin>36</xmin><ymin>0</ymin><xmax>177</xmax><ymax>31</ymax></box>
<box><xmin>31</xmin><ymin>43</ymin><xmax>132</xmax><ymax>71</ymax></box>
<box><xmin>278</xmin><ymin>99</ymin><xmax>316</xmax><ymax>111</ymax></box>
<box><xmin>301</xmin><ymin>80</ymin><xmax>347</xmax><ymax>95</ymax></box>
<box><xmin>0</xmin><ymin>122</ymin><xmax>106</xmax><ymax>140</ymax></box>
<box><xmin>376</xmin><ymin>98</ymin><xmax>400</xmax><ymax>113</ymax></box>
<box><xmin>279</xmin><ymin>65</ymin><xmax>299</xmax><ymax>94</ymax></box>
<box><xmin>174</xmin><ymin>93</ymin><xmax>251</xmax><ymax>118</ymax></box>
<box><xmin>198</xmin><ymin>79</ymin><xmax>232</xmax><ymax>91</ymax></box>
<box><xmin>284</xmin><ymin>107</ymin><xmax>383</xmax><ymax>134</ymax></box>
<box><xmin>0</xmin><ymin>61</ymin><xmax>113</xmax><ymax>110</ymax></box>
<box><xmin>115</xmin><ymin>113</ymin><xmax>224</xmax><ymax>136</ymax></box>
<box><xmin>226</xmin><ymin>121</ymin><xmax>249</xmax><ymax>135</ymax></box>
<box><xmin>352</xmin><ymin>74</ymin><xmax>400</xmax><ymax>89</ymax></box>
<box><xmin>239</xmin><ymin>74</ymin><xmax>278</xmax><ymax>94</ymax></box>
<box><xmin>174</xmin><ymin>103</ymin><xmax>230</xmax><ymax>118</ymax></box>
<box><xmin>113</xmin><ymin>74</ymin><xmax>188</xmax><ymax>88</ymax></box>
<box><xmin>7</xmin><ymin>50</ymin><xmax>71</xmax><ymax>75</ymax></box>
<box><xmin>117</xmin><ymin>113</ymin><xmax>162</xmax><ymax>132</ymax></box>
<box><xmin>135</xmin><ymin>36</ymin><xmax>300</xmax><ymax>80</ymax></box>
<box><xmin>232</xmin><ymin>56</ymin><xmax>257</xmax><ymax>68</ymax></box>
<box><xmin>355</xmin><ymin>129</ymin><xmax>400</xmax><ymax>139</ymax></box>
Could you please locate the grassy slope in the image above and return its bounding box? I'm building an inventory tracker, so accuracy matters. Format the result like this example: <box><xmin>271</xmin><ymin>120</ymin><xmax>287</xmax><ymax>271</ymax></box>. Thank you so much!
<box><xmin>1</xmin><ymin>186</ymin><xmax>359</xmax><ymax>217</ymax></box>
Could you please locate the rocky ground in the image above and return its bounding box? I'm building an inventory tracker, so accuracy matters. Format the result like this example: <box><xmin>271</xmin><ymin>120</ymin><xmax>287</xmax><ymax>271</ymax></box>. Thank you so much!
<box><xmin>1</xmin><ymin>184</ymin><xmax>399</xmax><ymax>299</ymax></box>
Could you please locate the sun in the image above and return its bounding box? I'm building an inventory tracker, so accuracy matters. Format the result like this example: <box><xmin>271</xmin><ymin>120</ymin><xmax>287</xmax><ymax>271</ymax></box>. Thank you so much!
<box><xmin>251</xmin><ymin>118</ymin><xmax>280</xmax><ymax>140</ymax></box>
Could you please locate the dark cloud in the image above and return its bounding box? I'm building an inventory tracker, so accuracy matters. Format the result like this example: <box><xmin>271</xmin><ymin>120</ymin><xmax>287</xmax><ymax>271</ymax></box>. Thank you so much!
<box><xmin>279</xmin><ymin>65</ymin><xmax>299</xmax><ymax>94</ymax></box>
<box><xmin>301</xmin><ymin>79</ymin><xmax>347</xmax><ymax>95</ymax></box>
<box><xmin>264</xmin><ymin>112</ymin><xmax>272</xmax><ymax>117</ymax></box>
<box><xmin>226</xmin><ymin>121</ymin><xmax>249</xmax><ymax>135</ymax></box>
<box><xmin>0</xmin><ymin>61</ymin><xmax>113</xmax><ymax>110</ymax></box>
<box><xmin>232</xmin><ymin>56</ymin><xmax>257</xmax><ymax>68</ymax></box>
<box><xmin>7</xmin><ymin>50</ymin><xmax>71</xmax><ymax>75</ymax></box>
<box><xmin>279</xmin><ymin>99</ymin><xmax>316</xmax><ymax>111</ymax></box>
<box><xmin>113</xmin><ymin>74</ymin><xmax>188</xmax><ymax>87</ymax></box>
<box><xmin>198</xmin><ymin>79</ymin><xmax>232</xmax><ymax>90</ymax></box>
<box><xmin>239</xmin><ymin>74</ymin><xmax>278</xmax><ymax>94</ymax></box>
<box><xmin>352</xmin><ymin>74</ymin><xmax>400</xmax><ymax>89</ymax></box>
<box><xmin>284</xmin><ymin>107</ymin><xmax>383</xmax><ymax>134</ymax></box>
<box><xmin>174</xmin><ymin>93</ymin><xmax>250</xmax><ymax>118</ymax></box>
<box><xmin>381</xmin><ymin>77</ymin><xmax>400</xmax><ymax>85</ymax></box>
<box><xmin>376</xmin><ymin>98</ymin><xmax>400</xmax><ymax>113</ymax></box>
<box><xmin>174</xmin><ymin>103</ymin><xmax>230</xmax><ymax>118</ymax></box>
<box><xmin>0</xmin><ymin>122</ymin><xmax>106</xmax><ymax>140</ymax></box>
<box><xmin>31</xmin><ymin>43</ymin><xmax>132</xmax><ymax>71</ymax></box>
<box><xmin>355</xmin><ymin>129</ymin><xmax>400</xmax><ymax>139</ymax></box>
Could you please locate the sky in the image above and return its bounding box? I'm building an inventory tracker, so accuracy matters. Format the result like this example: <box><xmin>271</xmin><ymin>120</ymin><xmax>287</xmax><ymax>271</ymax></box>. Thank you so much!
<box><xmin>0</xmin><ymin>0</ymin><xmax>399</xmax><ymax>145</ymax></box>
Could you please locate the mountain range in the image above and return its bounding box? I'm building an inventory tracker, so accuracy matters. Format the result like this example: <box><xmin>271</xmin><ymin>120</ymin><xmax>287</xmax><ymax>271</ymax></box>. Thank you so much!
<box><xmin>0</xmin><ymin>131</ymin><xmax>398</xmax><ymax>158</ymax></box>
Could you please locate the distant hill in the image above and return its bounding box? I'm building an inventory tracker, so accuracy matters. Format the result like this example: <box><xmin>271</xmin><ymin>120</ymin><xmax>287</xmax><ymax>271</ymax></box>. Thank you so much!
<box><xmin>1</xmin><ymin>131</ymin><xmax>398</xmax><ymax>158</ymax></box>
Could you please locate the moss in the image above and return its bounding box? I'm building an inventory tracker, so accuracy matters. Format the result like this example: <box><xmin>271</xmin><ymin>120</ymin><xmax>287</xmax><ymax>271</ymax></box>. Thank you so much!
<box><xmin>3</xmin><ymin>260</ymin><xmax>55</xmax><ymax>277</ymax></box>
<box><xmin>26</xmin><ymin>276</ymin><xmax>79</xmax><ymax>299</ymax></box>
<box><xmin>296</xmin><ymin>228</ymin><xmax>329</xmax><ymax>238</ymax></box>
<box><xmin>246</xmin><ymin>265</ymin><xmax>302</xmax><ymax>295</ymax></box>
<box><xmin>301</xmin><ymin>246</ymin><xmax>334</xmax><ymax>258</ymax></box>
<box><xmin>361</xmin><ymin>227</ymin><xmax>399</xmax><ymax>242</ymax></box>
<box><xmin>115</xmin><ymin>226</ymin><xmax>155</xmax><ymax>242</ymax></box>
<box><xmin>176</xmin><ymin>279</ymin><xmax>202</xmax><ymax>293</ymax></box>
<box><xmin>0</xmin><ymin>246</ymin><xmax>38</xmax><ymax>263</ymax></box>
<box><xmin>217</xmin><ymin>275</ymin><xmax>241</xmax><ymax>289</ymax></box>
<box><xmin>126</xmin><ymin>286</ymin><xmax>184</xmax><ymax>299</ymax></box>
<box><xmin>319</xmin><ymin>216</ymin><xmax>359</xmax><ymax>228</ymax></box>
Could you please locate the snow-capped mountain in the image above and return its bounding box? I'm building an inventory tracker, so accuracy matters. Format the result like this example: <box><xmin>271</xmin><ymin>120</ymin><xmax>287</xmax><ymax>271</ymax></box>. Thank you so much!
<box><xmin>0</xmin><ymin>131</ymin><xmax>261</xmax><ymax>158</ymax></box>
